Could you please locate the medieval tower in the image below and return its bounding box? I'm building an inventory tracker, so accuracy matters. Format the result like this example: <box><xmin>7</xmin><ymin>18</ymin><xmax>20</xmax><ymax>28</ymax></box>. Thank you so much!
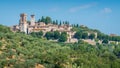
<box><xmin>19</xmin><ymin>13</ymin><xmax>28</xmax><ymax>34</ymax></box>
<box><xmin>30</xmin><ymin>14</ymin><xmax>35</xmax><ymax>26</ymax></box>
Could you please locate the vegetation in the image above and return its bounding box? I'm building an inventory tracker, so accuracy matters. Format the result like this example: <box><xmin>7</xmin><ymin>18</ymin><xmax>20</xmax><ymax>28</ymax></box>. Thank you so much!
<box><xmin>73</xmin><ymin>25</ymin><xmax>120</xmax><ymax>42</ymax></box>
<box><xmin>38</xmin><ymin>16</ymin><xmax>70</xmax><ymax>25</ymax></box>
<box><xmin>102</xmin><ymin>39</ymin><xmax>109</xmax><ymax>44</ymax></box>
<box><xmin>44</xmin><ymin>31</ymin><xmax>67</xmax><ymax>42</ymax></box>
<box><xmin>74</xmin><ymin>31</ymin><xmax>82</xmax><ymax>39</ymax></box>
<box><xmin>0</xmin><ymin>24</ymin><xmax>120</xmax><ymax>68</ymax></box>
<box><xmin>89</xmin><ymin>33</ymin><xmax>95</xmax><ymax>40</ymax></box>
<box><xmin>58</xmin><ymin>32</ymin><xmax>67</xmax><ymax>42</ymax></box>
<box><xmin>30</xmin><ymin>31</ymin><xmax>43</xmax><ymax>38</ymax></box>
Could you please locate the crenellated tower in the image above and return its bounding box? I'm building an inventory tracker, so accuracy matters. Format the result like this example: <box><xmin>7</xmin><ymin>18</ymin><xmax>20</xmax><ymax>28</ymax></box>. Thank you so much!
<box><xmin>19</xmin><ymin>13</ymin><xmax>28</xmax><ymax>34</ymax></box>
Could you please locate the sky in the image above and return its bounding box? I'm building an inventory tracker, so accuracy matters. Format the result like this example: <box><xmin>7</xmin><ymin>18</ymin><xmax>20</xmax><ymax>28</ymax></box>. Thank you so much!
<box><xmin>0</xmin><ymin>0</ymin><xmax>120</xmax><ymax>35</ymax></box>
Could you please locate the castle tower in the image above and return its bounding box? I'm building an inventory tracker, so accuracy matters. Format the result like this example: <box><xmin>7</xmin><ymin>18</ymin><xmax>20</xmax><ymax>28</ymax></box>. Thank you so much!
<box><xmin>19</xmin><ymin>13</ymin><xmax>28</xmax><ymax>34</ymax></box>
<box><xmin>30</xmin><ymin>14</ymin><xmax>35</xmax><ymax>26</ymax></box>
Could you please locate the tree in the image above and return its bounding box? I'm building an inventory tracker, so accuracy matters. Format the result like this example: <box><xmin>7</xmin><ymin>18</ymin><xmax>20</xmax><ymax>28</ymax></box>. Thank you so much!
<box><xmin>55</xmin><ymin>20</ymin><xmax>58</xmax><ymax>25</ymax></box>
<box><xmin>111</xmin><ymin>36</ymin><xmax>120</xmax><ymax>42</ymax></box>
<box><xmin>101</xmin><ymin>35</ymin><xmax>108</xmax><ymax>40</ymax></box>
<box><xmin>58</xmin><ymin>32</ymin><xmax>67</xmax><ymax>42</ymax></box>
<box><xmin>30</xmin><ymin>32</ymin><xmax>36</xmax><ymax>37</ymax></box>
<box><xmin>63</xmin><ymin>21</ymin><xmax>65</xmax><ymax>24</ymax></box>
<box><xmin>40</xmin><ymin>16</ymin><xmax>45</xmax><ymax>22</ymax></box>
<box><xmin>37</xmin><ymin>31</ymin><xmax>43</xmax><ymax>38</ymax></box>
<box><xmin>65</xmin><ymin>21</ymin><xmax>68</xmax><ymax>25</ymax></box>
<box><xmin>45</xmin><ymin>32</ymin><xmax>54</xmax><ymax>40</ymax></box>
<box><xmin>102</xmin><ymin>39</ymin><xmax>108</xmax><ymax>44</ymax></box>
<box><xmin>30</xmin><ymin>31</ymin><xmax>43</xmax><ymax>38</ymax></box>
<box><xmin>61</xmin><ymin>31</ymin><xmax>67</xmax><ymax>35</ymax></box>
<box><xmin>74</xmin><ymin>31</ymin><xmax>82</xmax><ymax>39</ymax></box>
<box><xmin>53</xmin><ymin>31</ymin><xmax>60</xmax><ymax>39</ymax></box>
<box><xmin>52</xmin><ymin>20</ymin><xmax>56</xmax><ymax>25</ymax></box>
<box><xmin>76</xmin><ymin>24</ymin><xmax>79</xmax><ymax>27</ymax></box>
<box><xmin>89</xmin><ymin>33</ymin><xmax>95</xmax><ymax>40</ymax></box>
<box><xmin>64</xmin><ymin>21</ymin><xmax>70</xmax><ymax>25</ymax></box>
<box><xmin>59</xmin><ymin>21</ymin><xmax>62</xmax><ymax>26</ymax></box>
<box><xmin>37</xmin><ymin>19</ymin><xmax>41</xmax><ymax>22</ymax></box>
<box><xmin>82</xmin><ymin>32</ymin><xmax>88</xmax><ymax>39</ymax></box>
<box><xmin>97</xmin><ymin>33</ymin><xmax>103</xmax><ymax>40</ymax></box>
<box><xmin>97</xmin><ymin>33</ymin><xmax>108</xmax><ymax>40</ymax></box>
<box><xmin>45</xmin><ymin>16</ymin><xmax>52</xmax><ymax>24</ymax></box>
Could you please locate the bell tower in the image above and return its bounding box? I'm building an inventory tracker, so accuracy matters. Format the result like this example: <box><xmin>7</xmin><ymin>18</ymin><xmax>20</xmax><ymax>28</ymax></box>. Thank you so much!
<box><xmin>30</xmin><ymin>14</ymin><xmax>35</xmax><ymax>25</ymax></box>
<box><xmin>19</xmin><ymin>13</ymin><xmax>28</xmax><ymax>34</ymax></box>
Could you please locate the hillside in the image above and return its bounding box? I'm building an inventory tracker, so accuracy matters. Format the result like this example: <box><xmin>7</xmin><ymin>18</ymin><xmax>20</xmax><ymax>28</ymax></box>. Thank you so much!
<box><xmin>0</xmin><ymin>24</ymin><xmax>120</xmax><ymax>68</ymax></box>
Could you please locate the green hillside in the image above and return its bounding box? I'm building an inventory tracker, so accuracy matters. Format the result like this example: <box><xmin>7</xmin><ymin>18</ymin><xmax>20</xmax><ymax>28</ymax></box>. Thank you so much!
<box><xmin>0</xmin><ymin>24</ymin><xmax>120</xmax><ymax>68</ymax></box>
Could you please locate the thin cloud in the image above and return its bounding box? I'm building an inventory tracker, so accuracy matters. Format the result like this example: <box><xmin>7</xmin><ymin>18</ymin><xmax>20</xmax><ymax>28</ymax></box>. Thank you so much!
<box><xmin>69</xmin><ymin>3</ymin><xmax>97</xmax><ymax>12</ymax></box>
<box><xmin>49</xmin><ymin>7</ymin><xmax>59</xmax><ymax>12</ymax></box>
<box><xmin>101</xmin><ymin>8</ymin><xmax>112</xmax><ymax>13</ymax></box>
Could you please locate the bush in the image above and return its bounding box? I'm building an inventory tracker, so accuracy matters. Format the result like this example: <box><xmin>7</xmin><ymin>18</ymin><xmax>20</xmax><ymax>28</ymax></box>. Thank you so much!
<box><xmin>58</xmin><ymin>32</ymin><xmax>67</xmax><ymax>42</ymax></box>
<box><xmin>74</xmin><ymin>31</ymin><xmax>82</xmax><ymax>39</ymax></box>
<box><xmin>89</xmin><ymin>33</ymin><xmax>95</xmax><ymax>40</ymax></box>
<box><xmin>102</xmin><ymin>39</ymin><xmax>108</xmax><ymax>44</ymax></box>
<box><xmin>0</xmin><ymin>42</ymin><xmax>2</xmax><ymax>47</ymax></box>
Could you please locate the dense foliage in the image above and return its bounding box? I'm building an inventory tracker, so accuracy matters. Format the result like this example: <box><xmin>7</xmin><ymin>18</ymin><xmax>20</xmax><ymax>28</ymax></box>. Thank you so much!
<box><xmin>0</xmin><ymin>25</ymin><xmax>120</xmax><ymax>68</ymax></box>
<box><xmin>58</xmin><ymin>32</ymin><xmax>67</xmax><ymax>42</ymax></box>
<box><xmin>73</xmin><ymin>25</ymin><xmax>120</xmax><ymax>42</ymax></box>
<box><xmin>37</xmin><ymin>16</ymin><xmax>69</xmax><ymax>25</ymax></box>
<box><xmin>30</xmin><ymin>31</ymin><xmax>43</xmax><ymax>38</ymax></box>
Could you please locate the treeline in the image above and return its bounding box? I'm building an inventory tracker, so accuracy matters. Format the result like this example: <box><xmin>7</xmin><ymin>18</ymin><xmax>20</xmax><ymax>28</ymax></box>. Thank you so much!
<box><xmin>30</xmin><ymin>31</ymin><xmax>67</xmax><ymax>42</ymax></box>
<box><xmin>97</xmin><ymin>33</ymin><xmax>120</xmax><ymax>42</ymax></box>
<box><xmin>74</xmin><ymin>31</ymin><xmax>95</xmax><ymax>40</ymax></box>
<box><xmin>73</xmin><ymin>26</ymin><xmax>120</xmax><ymax>44</ymax></box>
<box><xmin>37</xmin><ymin>16</ymin><xmax>70</xmax><ymax>25</ymax></box>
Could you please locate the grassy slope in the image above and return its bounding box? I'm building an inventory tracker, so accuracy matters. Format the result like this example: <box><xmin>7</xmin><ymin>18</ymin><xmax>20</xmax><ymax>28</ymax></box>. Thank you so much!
<box><xmin>0</xmin><ymin>25</ymin><xmax>120</xmax><ymax>68</ymax></box>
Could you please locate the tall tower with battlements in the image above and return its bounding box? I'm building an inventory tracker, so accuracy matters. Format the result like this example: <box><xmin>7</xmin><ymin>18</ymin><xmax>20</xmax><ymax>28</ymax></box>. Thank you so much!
<box><xmin>30</xmin><ymin>15</ymin><xmax>35</xmax><ymax>25</ymax></box>
<box><xmin>19</xmin><ymin>13</ymin><xmax>28</xmax><ymax>34</ymax></box>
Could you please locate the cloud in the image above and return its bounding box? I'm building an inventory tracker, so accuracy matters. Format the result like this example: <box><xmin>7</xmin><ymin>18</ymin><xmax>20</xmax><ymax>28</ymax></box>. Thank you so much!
<box><xmin>49</xmin><ymin>7</ymin><xmax>59</xmax><ymax>12</ymax></box>
<box><xmin>69</xmin><ymin>3</ymin><xmax>97</xmax><ymax>12</ymax></box>
<box><xmin>101</xmin><ymin>8</ymin><xmax>112</xmax><ymax>13</ymax></box>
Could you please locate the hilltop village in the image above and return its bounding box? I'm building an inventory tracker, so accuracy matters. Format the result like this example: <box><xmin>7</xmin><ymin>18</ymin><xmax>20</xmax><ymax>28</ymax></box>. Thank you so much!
<box><xmin>12</xmin><ymin>13</ymin><xmax>120</xmax><ymax>45</ymax></box>
<box><xmin>12</xmin><ymin>13</ymin><xmax>78</xmax><ymax>42</ymax></box>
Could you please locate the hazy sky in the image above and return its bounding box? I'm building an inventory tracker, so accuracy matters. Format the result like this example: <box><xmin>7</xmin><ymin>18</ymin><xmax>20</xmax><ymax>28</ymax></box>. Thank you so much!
<box><xmin>0</xmin><ymin>0</ymin><xmax>120</xmax><ymax>35</ymax></box>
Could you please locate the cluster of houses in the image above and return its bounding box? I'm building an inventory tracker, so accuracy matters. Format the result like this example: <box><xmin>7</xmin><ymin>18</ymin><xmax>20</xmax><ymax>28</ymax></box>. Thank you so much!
<box><xmin>11</xmin><ymin>13</ymin><xmax>119</xmax><ymax>45</ymax></box>
<box><xmin>12</xmin><ymin>13</ymin><xmax>77</xmax><ymax>43</ymax></box>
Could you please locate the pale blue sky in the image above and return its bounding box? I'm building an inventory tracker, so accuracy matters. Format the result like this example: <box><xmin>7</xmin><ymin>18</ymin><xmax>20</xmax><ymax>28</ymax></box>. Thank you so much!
<box><xmin>0</xmin><ymin>0</ymin><xmax>120</xmax><ymax>35</ymax></box>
